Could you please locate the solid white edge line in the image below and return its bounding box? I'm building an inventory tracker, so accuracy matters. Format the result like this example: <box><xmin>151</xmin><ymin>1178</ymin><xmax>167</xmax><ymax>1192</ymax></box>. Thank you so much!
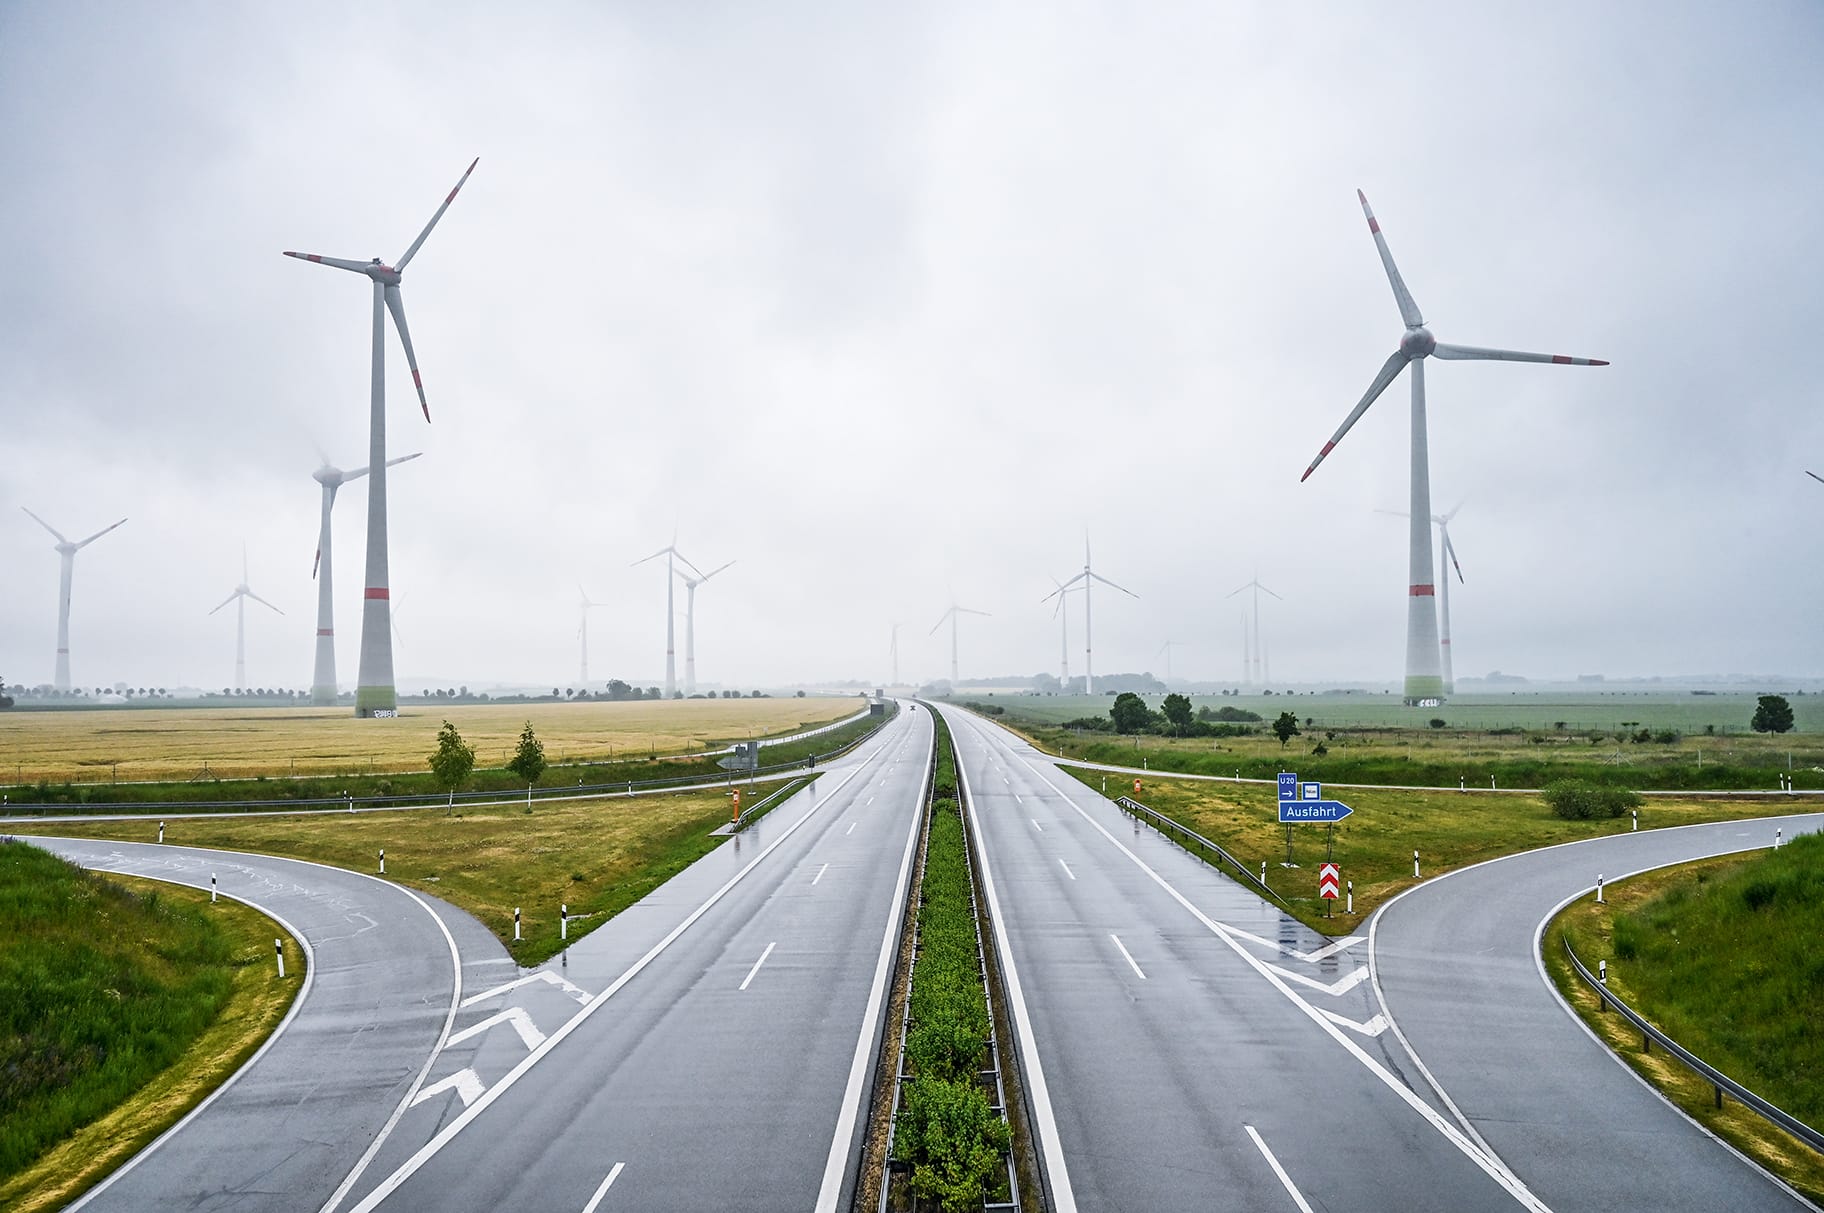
<box><xmin>1244</xmin><ymin>1124</ymin><xmax>1316</xmax><ymax>1213</ymax></box>
<box><xmin>942</xmin><ymin>707</ymin><xmax>1079</xmax><ymax>1213</ymax></box>
<box><xmin>1109</xmin><ymin>933</ymin><xmax>1146</xmax><ymax>980</ymax></box>
<box><xmin>739</xmin><ymin>941</ymin><xmax>778</xmax><ymax>991</ymax></box>
<box><xmin>347</xmin><ymin>744</ymin><xmax>884</xmax><ymax>1213</ymax></box>
<box><xmin>813</xmin><ymin>709</ymin><xmax>931</xmax><ymax>1213</ymax></box>
<box><xmin>1015</xmin><ymin>754</ymin><xmax>1548</xmax><ymax>1213</ymax></box>
<box><xmin>580</xmin><ymin>1161</ymin><xmax>625</xmax><ymax>1213</ymax></box>
<box><xmin>52</xmin><ymin>852</ymin><xmax>319</xmax><ymax>1213</ymax></box>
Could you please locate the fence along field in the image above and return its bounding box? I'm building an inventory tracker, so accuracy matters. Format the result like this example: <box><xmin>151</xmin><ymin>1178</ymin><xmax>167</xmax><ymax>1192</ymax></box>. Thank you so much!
<box><xmin>0</xmin><ymin>698</ymin><xmax>862</xmax><ymax>785</ymax></box>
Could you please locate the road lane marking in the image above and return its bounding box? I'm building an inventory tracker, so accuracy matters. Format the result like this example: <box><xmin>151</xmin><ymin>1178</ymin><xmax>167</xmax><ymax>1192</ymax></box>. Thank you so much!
<box><xmin>1244</xmin><ymin>1125</ymin><xmax>1315</xmax><ymax>1213</ymax></box>
<box><xmin>739</xmin><ymin>941</ymin><xmax>777</xmax><ymax>990</ymax></box>
<box><xmin>1031</xmin><ymin>819</ymin><xmax>1043</xmax><ymax>832</ymax></box>
<box><xmin>1059</xmin><ymin>859</ymin><xmax>1076</xmax><ymax>880</ymax></box>
<box><xmin>1016</xmin><ymin>794</ymin><xmax>1024</xmax><ymax>804</ymax></box>
<box><xmin>581</xmin><ymin>1162</ymin><xmax>625</xmax><ymax>1212</ymax></box>
<box><xmin>813</xmin><ymin>862</ymin><xmax>829</xmax><ymax>885</ymax></box>
<box><xmin>1012</xmin><ymin>746</ymin><xmax>1548</xmax><ymax>1212</ymax></box>
<box><xmin>447</xmin><ymin>1007</ymin><xmax>545</xmax><ymax>1051</ymax></box>
<box><xmin>942</xmin><ymin>708</ymin><xmax>1079</xmax><ymax>1212</ymax></box>
<box><xmin>460</xmin><ymin>969</ymin><xmax>591</xmax><ymax>1008</ymax></box>
<box><xmin>846</xmin><ymin>821</ymin><xmax>856</xmax><ymax>835</ymax></box>
<box><xmin>1110</xmin><ymin>933</ymin><xmax>1147</xmax><ymax>980</ymax></box>
<box><xmin>1222</xmin><ymin>924</ymin><xmax>1365</xmax><ymax>964</ymax></box>
<box><xmin>816</xmin><ymin>697</ymin><xmax>932</xmax><ymax>1212</ymax></box>
<box><xmin>1264</xmin><ymin>963</ymin><xmax>1370</xmax><ymax>997</ymax></box>
<box><xmin>410</xmin><ymin>1069</ymin><xmax>483</xmax><ymax>1108</ymax></box>
<box><xmin>349</xmin><ymin>750</ymin><xmax>884</xmax><ymax>1213</ymax></box>
<box><xmin>867</xmin><ymin>796</ymin><xmax>874</xmax><ymax>805</ymax></box>
<box><xmin>1318</xmin><ymin>1009</ymin><xmax>1390</xmax><ymax>1037</ymax></box>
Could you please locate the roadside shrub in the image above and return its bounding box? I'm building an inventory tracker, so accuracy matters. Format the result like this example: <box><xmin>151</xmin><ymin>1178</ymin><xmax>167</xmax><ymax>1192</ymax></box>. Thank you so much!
<box><xmin>894</xmin><ymin>1077</ymin><xmax>1012</xmax><ymax>1211</ymax></box>
<box><xmin>1654</xmin><ymin>729</ymin><xmax>1681</xmax><ymax>745</ymax></box>
<box><xmin>1543</xmin><ymin>779</ymin><xmax>1642</xmax><ymax>820</ymax></box>
<box><xmin>1428</xmin><ymin>718</ymin><xmax>1446</xmax><ymax>729</ymax></box>
<box><xmin>1062</xmin><ymin>717</ymin><xmax>1114</xmax><ymax>732</ymax></box>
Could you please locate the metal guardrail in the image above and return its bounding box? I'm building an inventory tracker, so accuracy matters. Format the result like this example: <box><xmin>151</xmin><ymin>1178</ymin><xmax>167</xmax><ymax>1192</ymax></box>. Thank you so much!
<box><xmin>728</xmin><ymin>776</ymin><xmax>814</xmax><ymax>833</ymax></box>
<box><xmin>1562</xmin><ymin>937</ymin><xmax>1824</xmax><ymax>1153</ymax></box>
<box><xmin>1114</xmin><ymin>795</ymin><xmax>1285</xmax><ymax>904</ymax></box>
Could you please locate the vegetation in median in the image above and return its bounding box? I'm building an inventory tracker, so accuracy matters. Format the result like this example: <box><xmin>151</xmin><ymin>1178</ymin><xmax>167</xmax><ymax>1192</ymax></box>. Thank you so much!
<box><xmin>1544</xmin><ymin>836</ymin><xmax>1824</xmax><ymax>1204</ymax></box>
<box><xmin>892</xmin><ymin>711</ymin><xmax>1012</xmax><ymax>1210</ymax></box>
<box><xmin>0</xmin><ymin>843</ymin><xmax>299</xmax><ymax>1206</ymax></box>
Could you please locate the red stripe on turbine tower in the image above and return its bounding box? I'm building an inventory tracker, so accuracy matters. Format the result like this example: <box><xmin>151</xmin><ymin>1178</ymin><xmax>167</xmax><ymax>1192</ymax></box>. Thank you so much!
<box><xmin>1409</xmin><ymin>584</ymin><xmax>1435</xmax><ymax>596</ymax></box>
<box><xmin>364</xmin><ymin>587</ymin><xmax>389</xmax><ymax>599</ymax></box>
<box><xmin>318</xmin><ymin>629</ymin><xmax>334</xmax><ymax>636</ymax></box>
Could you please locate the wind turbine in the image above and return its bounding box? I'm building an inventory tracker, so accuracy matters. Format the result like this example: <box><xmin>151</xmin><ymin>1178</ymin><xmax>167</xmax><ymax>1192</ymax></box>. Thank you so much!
<box><xmin>284</xmin><ymin>157</ymin><xmax>478</xmax><ymax>717</ymax></box>
<box><xmin>1041</xmin><ymin>536</ymin><xmax>1136</xmax><ymax>695</ymax></box>
<box><xmin>1300</xmin><ymin>190</ymin><xmax>1607</xmax><ymax>705</ymax></box>
<box><xmin>1156</xmin><ymin>639</ymin><xmax>1186</xmax><ymax>686</ymax></box>
<box><xmin>22</xmin><ymin>507</ymin><xmax>126</xmax><ymax>692</ymax></box>
<box><xmin>311</xmin><ymin>452</ymin><xmax>420</xmax><ymax>705</ymax></box>
<box><xmin>210</xmin><ymin>548</ymin><xmax>283</xmax><ymax>692</ymax></box>
<box><xmin>578</xmin><ymin>585</ymin><xmax>605</xmax><ymax>686</ymax></box>
<box><xmin>632</xmin><ymin>539</ymin><xmax>703</xmax><ymax>699</ymax></box>
<box><xmin>930</xmin><ymin>603</ymin><xmax>989</xmax><ymax>688</ymax></box>
<box><xmin>1807</xmin><ymin>471</ymin><xmax>1824</xmax><ymax>486</ymax></box>
<box><xmin>677</xmin><ymin>559</ymin><xmax>734</xmax><ymax>696</ymax></box>
<box><xmin>1048</xmin><ymin>576</ymin><xmax>1082</xmax><ymax>692</ymax></box>
<box><xmin>1378</xmin><ymin>503</ymin><xmax>1466</xmax><ymax>695</ymax></box>
<box><xmin>1226</xmin><ymin>576</ymin><xmax>1281</xmax><ymax>687</ymax></box>
<box><xmin>889</xmin><ymin>622</ymin><xmax>901</xmax><ymax>688</ymax></box>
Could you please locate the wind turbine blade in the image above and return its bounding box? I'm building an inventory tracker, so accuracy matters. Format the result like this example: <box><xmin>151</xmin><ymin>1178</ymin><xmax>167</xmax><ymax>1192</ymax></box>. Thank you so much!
<box><xmin>1809</xmin><ymin>471</ymin><xmax>1824</xmax><ymax>486</ymax></box>
<box><xmin>1088</xmin><ymin>571</ymin><xmax>1138</xmax><ymax>598</ymax></box>
<box><xmin>21</xmin><ymin>507</ymin><xmax>68</xmax><ymax>544</ymax></box>
<box><xmin>386</xmin><ymin>451</ymin><xmax>424</xmax><ymax>469</ymax></box>
<box><xmin>1301</xmin><ymin>350</ymin><xmax>1411</xmax><ymax>482</ymax></box>
<box><xmin>1441</xmin><ymin>499</ymin><xmax>1465</xmax><ymax>523</ymax></box>
<box><xmin>631</xmin><ymin>546</ymin><xmax>670</xmax><ymax>567</ymax></box>
<box><xmin>699</xmin><ymin>560</ymin><xmax>736</xmax><ymax>582</ymax></box>
<box><xmin>242</xmin><ymin>544</ymin><xmax>249</xmax><ymax>584</ymax></box>
<box><xmin>1373</xmin><ymin>508</ymin><xmax>1411</xmax><ymax>520</ymax></box>
<box><xmin>1431</xmin><ymin>343</ymin><xmax>1608</xmax><ymax>366</ymax></box>
<box><xmin>282</xmin><ymin>252</ymin><xmax>374</xmax><ymax>274</ymax></box>
<box><xmin>1257</xmin><ymin>582</ymin><xmax>1283</xmax><ymax>601</ymax></box>
<box><xmin>208</xmin><ymin>590</ymin><xmax>238</xmax><ymax>616</ymax></box>
<box><xmin>958</xmin><ymin>607</ymin><xmax>991</xmax><ymax>617</ymax></box>
<box><xmin>1224</xmin><ymin>583</ymin><xmax>1251</xmax><ymax>600</ymax></box>
<box><xmin>1041</xmin><ymin>571</ymin><xmax>1088</xmax><ymax>602</ymax></box>
<box><xmin>74</xmin><ymin>518</ymin><xmax>127</xmax><ymax>548</ymax></box>
<box><xmin>1444</xmin><ymin>534</ymin><xmax>1464</xmax><ymax>583</ymax></box>
<box><xmin>312</xmin><ymin>547</ymin><xmax>321</xmax><ymax>580</ymax></box>
<box><xmin>929</xmin><ymin>610</ymin><xmax>950</xmax><ymax>635</ymax></box>
<box><xmin>1357</xmin><ymin>190</ymin><xmax>1425</xmax><ymax>328</ymax></box>
<box><xmin>396</xmin><ymin>157</ymin><xmax>479</xmax><ymax>271</ymax></box>
<box><xmin>383</xmin><ymin>285</ymin><xmax>431</xmax><ymax>422</ymax></box>
<box><xmin>247</xmin><ymin>591</ymin><xmax>284</xmax><ymax>615</ymax></box>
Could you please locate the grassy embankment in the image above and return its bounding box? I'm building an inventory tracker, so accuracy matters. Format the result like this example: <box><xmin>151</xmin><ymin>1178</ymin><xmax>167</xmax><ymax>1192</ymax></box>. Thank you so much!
<box><xmin>890</xmin><ymin>709</ymin><xmax>1013</xmax><ymax>1211</ymax></box>
<box><xmin>3</xmin><ymin>703</ymin><xmax>879</xmax><ymax>811</ymax></box>
<box><xmin>1058</xmin><ymin>767</ymin><xmax>1803</xmax><ymax>937</ymax></box>
<box><xmin>1543</xmin><ymin>835</ymin><xmax>1824</xmax><ymax>1205</ymax></box>
<box><xmin>7</xmin><ymin>786</ymin><xmax>741</xmax><ymax>966</ymax></box>
<box><xmin>0</xmin><ymin>843</ymin><xmax>299</xmax><ymax>1211</ymax></box>
<box><xmin>0</xmin><ymin>696</ymin><xmax>862</xmax><ymax>788</ymax></box>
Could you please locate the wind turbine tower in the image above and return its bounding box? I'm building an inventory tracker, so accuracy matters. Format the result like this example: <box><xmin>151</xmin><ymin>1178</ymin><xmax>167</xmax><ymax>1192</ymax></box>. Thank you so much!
<box><xmin>1157</xmin><ymin>639</ymin><xmax>1185</xmax><ymax>686</ymax></box>
<box><xmin>889</xmin><ymin>622</ymin><xmax>901</xmax><ymax>688</ymax></box>
<box><xmin>1300</xmin><ymin>190</ymin><xmax>1606</xmax><ymax>705</ymax></box>
<box><xmin>1042</xmin><ymin>537</ymin><xmax>1136</xmax><ymax>695</ymax></box>
<box><xmin>22</xmin><ymin>508</ymin><xmax>126</xmax><ymax>692</ymax></box>
<box><xmin>678</xmin><ymin>559</ymin><xmax>734</xmax><ymax>696</ymax></box>
<box><xmin>1226</xmin><ymin>576</ymin><xmax>1280</xmax><ymax>687</ymax></box>
<box><xmin>311</xmin><ymin>452</ymin><xmax>419</xmax><ymax>706</ymax></box>
<box><xmin>633</xmin><ymin>540</ymin><xmax>703</xmax><ymax>699</ymax></box>
<box><xmin>1378</xmin><ymin>504</ymin><xmax>1466</xmax><ymax>695</ymax></box>
<box><xmin>1047</xmin><ymin>577</ymin><xmax>1082</xmax><ymax>691</ymax></box>
<box><xmin>930</xmin><ymin>604</ymin><xmax>989</xmax><ymax>688</ymax></box>
<box><xmin>211</xmin><ymin>549</ymin><xmax>283</xmax><ymax>692</ymax></box>
<box><xmin>577</xmin><ymin>585</ymin><xmax>606</xmax><ymax>686</ymax></box>
<box><xmin>284</xmin><ymin>157</ymin><xmax>478</xmax><ymax>716</ymax></box>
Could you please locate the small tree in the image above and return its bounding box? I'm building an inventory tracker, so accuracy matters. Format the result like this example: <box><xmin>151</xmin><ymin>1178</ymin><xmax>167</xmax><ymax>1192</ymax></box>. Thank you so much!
<box><xmin>1544</xmin><ymin>779</ymin><xmax>1641</xmax><ymax>820</ymax></box>
<box><xmin>1109</xmin><ymin>692</ymin><xmax>1152</xmax><ymax>734</ymax></box>
<box><xmin>428</xmin><ymin>720</ymin><xmax>476</xmax><ymax>809</ymax></box>
<box><xmin>1752</xmin><ymin>694</ymin><xmax>1795</xmax><ymax>734</ymax></box>
<box><xmin>1160</xmin><ymin>693</ymin><xmax>1193</xmax><ymax>736</ymax></box>
<box><xmin>507</xmin><ymin>721</ymin><xmax>547</xmax><ymax>806</ymax></box>
<box><xmin>1273</xmin><ymin>711</ymin><xmax>1300</xmax><ymax>747</ymax></box>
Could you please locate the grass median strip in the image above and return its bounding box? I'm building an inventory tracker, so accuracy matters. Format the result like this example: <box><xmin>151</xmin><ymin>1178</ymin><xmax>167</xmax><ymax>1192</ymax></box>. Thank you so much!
<box><xmin>1544</xmin><ymin>835</ymin><xmax>1824</xmax><ymax>1205</ymax></box>
<box><xmin>0</xmin><ymin>844</ymin><xmax>300</xmax><ymax>1211</ymax></box>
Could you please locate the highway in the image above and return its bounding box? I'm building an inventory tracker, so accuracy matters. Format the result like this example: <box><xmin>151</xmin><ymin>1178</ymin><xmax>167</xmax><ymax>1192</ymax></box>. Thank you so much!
<box><xmin>937</xmin><ymin>704</ymin><xmax>1544</xmax><ymax>1213</ymax></box>
<box><xmin>1373</xmin><ymin>810</ymin><xmax>1824</xmax><ymax>1212</ymax></box>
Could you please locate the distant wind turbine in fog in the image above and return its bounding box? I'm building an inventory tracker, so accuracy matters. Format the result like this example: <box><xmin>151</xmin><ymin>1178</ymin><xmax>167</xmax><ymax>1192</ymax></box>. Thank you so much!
<box><xmin>1227</xmin><ymin>576</ymin><xmax>1280</xmax><ymax>688</ymax></box>
<box><xmin>1048</xmin><ymin>576</ymin><xmax>1082</xmax><ymax>690</ymax></box>
<box><xmin>1378</xmin><ymin>503</ymin><xmax>1466</xmax><ymax>695</ymax></box>
<box><xmin>284</xmin><ymin>157</ymin><xmax>478</xmax><ymax>717</ymax></box>
<box><xmin>633</xmin><ymin>538</ymin><xmax>703</xmax><ymax>699</ymax></box>
<box><xmin>210</xmin><ymin>547</ymin><xmax>283</xmax><ymax>692</ymax></box>
<box><xmin>1042</xmin><ymin>536</ymin><xmax>1136</xmax><ymax>695</ymax></box>
<box><xmin>1157</xmin><ymin>639</ymin><xmax>1186</xmax><ymax>686</ymax></box>
<box><xmin>577</xmin><ymin>585</ymin><xmax>604</xmax><ymax>685</ymax></box>
<box><xmin>889</xmin><ymin>622</ymin><xmax>901</xmax><ymax>688</ymax></box>
<box><xmin>1301</xmin><ymin>190</ymin><xmax>1606</xmax><ymax>706</ymax></box>
<box><xmin>677</xmin><ymin>559</ymin><xmax>734</xmax><ymax>696</ymax></box>
<box><xmin>931</xmin><ymin>603</ymin><xmax>989</xmax><ymax>688</ymax></box>
<box><xmin>311</xmin><ymin>451</ymin><xmax>420</xmax><ymax>705</ymax></box>
<box><xmin>22</xmin><ymin>507</ymin><xmax>126</xmax><ymax>693</ymax></box>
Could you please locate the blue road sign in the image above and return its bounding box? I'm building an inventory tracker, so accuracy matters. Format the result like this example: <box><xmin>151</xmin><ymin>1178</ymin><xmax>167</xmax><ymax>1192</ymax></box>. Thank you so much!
<box><xmin>1278</xmin><ymin>772</ymin><xmax>1298</xmax><ymax>801</ymax></box>
<box><xmin>1279</xmin><ymin>799</ymin><xmax>1354</xmax><ymax>823</ymax></box>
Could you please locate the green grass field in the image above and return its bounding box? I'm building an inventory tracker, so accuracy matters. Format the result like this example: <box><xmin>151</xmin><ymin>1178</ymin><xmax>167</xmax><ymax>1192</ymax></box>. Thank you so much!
<box><xmin>1545</xmin><ymin>840</ymin><xmax>1824</xmax><ymax>1203</ymax></box>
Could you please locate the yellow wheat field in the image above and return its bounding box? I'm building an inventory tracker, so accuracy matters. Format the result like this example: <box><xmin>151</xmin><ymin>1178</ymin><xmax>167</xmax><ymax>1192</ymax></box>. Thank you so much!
<box><xmin>0</xmin><ymin>697</ymin><xmax>864</xmax><ymax>784</ymax></box>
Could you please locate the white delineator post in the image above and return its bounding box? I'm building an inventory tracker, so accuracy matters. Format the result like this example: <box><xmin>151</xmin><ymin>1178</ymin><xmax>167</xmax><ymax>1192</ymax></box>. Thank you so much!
<box><xmin>158</xmin><ymin>821</ymin><xmax>164</xmax><ymax>844</ymax></box>
<box><xmin>1346</xmin><ymin>880</ymin><xmax>1353</xmax><ymax>914</ymax></box>
<box><xmin>211</xmin><ymin>873</ymin><xmax>217</xmax><ymax>903</ymax></box>
<box><xmin>1413</xmin><ymin>849</ymin><xmax>1420</xmax><ymax>878</ymax></box>
<box><xmin>379</xmin><ymin>848</ymin><xmax>385</xmax><ymax>875</ymax></box>
<box><xmin>275</xmin><ymin>939</ymin><xmax>285</xmax><ymax>978</ymax></box>
<box><xmin>514</xmin><ymin>907</ymin><xmax>522</xmax><ymax>941</ymax></box>
<box><xmin>561</xmin><ymin>904</ymin><xmax>568</xmax><ymax>941</ymax></box>
<box><xmin>1595</xmin><ymin>874</ymin><xmax>1604</xmax><ymax>903</ymax></box>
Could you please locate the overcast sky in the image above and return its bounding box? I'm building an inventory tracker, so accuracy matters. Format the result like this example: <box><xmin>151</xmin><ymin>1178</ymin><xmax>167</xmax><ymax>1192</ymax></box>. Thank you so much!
<box><xmin>3</xmin><ymin>2</ymin><xmax>1821</xmax><ymax>694</ymax></box>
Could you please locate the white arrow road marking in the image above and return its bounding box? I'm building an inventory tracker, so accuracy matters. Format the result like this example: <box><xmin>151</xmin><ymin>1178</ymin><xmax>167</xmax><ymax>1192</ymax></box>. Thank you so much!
<box><xmin>447</xmin><ymin>1007</ymin><xmax>545</xmax><ymax>1051</ymax></box>
<box><xmin>1318</xmin><ymin>1008</ymin><xmax>1390</xmax><ymax>1037</ymax></box>
<box><xmin>1059</xmin><ymin>859</ymin><xmax>1076</xmax><ymax>880</ymax></box>
<box><xmin>460</xmin><ymin>970</ymin><xmax>590</xmax><ymax>1008</ymax></box>
<box><xmin>1264</xmin><ymin>963</ymin><xmax>1370</xmax><ymax>997</ymax></box>
<box><xmin>1220</xmin><ymin>923</ymin><xmax>1366</xmax><ymax>964</ymax></box>
<box><xmin>1245</xmin><ymin>1125</ymin><xmax>1316</xmax><ymax>1213</ymax></box>
<box><xmin>1109</xmin><ymin>933</ymin><xmax>1147</xmax><ymax>980</ymax></box>
<box><xmin>409</xmin><ymin>1069</ymin><xmax>483</xmax><ymax>1108</ymax></box>
<box><xmin>739</xmin><ymin>941</ymin><xmax>777</xmax><ymax>991</ymax></box>
<box><xmin>581</xmin><ymin>1162</ymin><xmax>625</xmax><ymax>1212</ymax></box>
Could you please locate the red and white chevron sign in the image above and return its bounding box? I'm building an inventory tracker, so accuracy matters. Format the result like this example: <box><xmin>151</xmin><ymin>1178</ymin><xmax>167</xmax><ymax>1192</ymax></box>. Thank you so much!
<box><xmin>1319</xmin><ymin>862</ymin><xmax>1341</xmax><ymax>900</ymax></box>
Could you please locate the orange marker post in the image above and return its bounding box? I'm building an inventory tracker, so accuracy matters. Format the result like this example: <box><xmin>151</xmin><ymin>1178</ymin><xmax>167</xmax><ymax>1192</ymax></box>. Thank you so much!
<box><xmin>731</xmin><ymin>788</ymin><xmax>742</xmax><ymax>825</ymax></box>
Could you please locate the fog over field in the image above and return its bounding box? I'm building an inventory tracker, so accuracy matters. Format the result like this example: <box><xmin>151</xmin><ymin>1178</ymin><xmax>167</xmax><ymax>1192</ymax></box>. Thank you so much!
<box><xmin>2</xmin><ymin>3</ymin><xmax>1821</xmax><ymax>693</ymax></box>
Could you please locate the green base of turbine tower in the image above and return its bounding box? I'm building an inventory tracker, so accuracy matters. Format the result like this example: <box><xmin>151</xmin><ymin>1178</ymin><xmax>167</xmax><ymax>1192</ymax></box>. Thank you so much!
<box><xmin>354</xmin><ymin>685</ymin><xmax>397</xmax><ymax>717</ymax></box>
<box><xmin>1403</xmin><ymin>674</ymin><xmax>1446</xmax><ymax>707</ymax></box>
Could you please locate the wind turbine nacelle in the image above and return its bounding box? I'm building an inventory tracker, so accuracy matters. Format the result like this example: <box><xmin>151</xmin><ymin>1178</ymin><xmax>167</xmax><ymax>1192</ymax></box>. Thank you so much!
<box><xmin>367</xmin><ymin>259</ymin><xmax>402</xmax><ymax>285</ymax></box>
<box><xmin>1399</xmin><ymin>327</ymin><xmax>1437</xmax><ymax>359</ymax></box>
